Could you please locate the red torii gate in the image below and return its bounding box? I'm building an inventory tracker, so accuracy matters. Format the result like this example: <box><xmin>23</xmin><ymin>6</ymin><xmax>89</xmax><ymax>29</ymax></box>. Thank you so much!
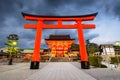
<box><xmin>22</xmin><ymin>12</ymin><xmax>97</xmax><ymax>69</ymax></box>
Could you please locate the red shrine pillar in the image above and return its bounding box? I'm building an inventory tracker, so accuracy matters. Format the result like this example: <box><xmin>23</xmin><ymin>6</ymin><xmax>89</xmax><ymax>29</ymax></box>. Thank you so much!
<box><xmin>77</xmin><ymin>21</ymin><xmax>89</xmax><ymax>69</ymax></box>
<box><xmin>30</xmin><ymin>21</ymin><xmax>42</xmax><ymax>69</ymax></box>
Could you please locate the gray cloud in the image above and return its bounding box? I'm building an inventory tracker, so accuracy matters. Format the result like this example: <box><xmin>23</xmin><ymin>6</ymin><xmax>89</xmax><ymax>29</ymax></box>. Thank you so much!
<box><xmin>1</xmin><ymin>0</ymin><xmax>119</xmax><ymax>48</ymax></box>
<box><xmin>112</xmin><ymin>1</ymin><xmax>120</xmax><ymax>18</ymax></box>
<box><xmin>45</xmin><ymin>0</ymin><xmax>96</xmax><ymax>7</ymax></box>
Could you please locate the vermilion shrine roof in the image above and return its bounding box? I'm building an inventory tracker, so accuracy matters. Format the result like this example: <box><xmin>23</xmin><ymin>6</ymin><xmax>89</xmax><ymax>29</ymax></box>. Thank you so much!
<box><xmin>45</xmin><ymin>35</ymin><xmax>75</xmax><ymax>40</ymax></box>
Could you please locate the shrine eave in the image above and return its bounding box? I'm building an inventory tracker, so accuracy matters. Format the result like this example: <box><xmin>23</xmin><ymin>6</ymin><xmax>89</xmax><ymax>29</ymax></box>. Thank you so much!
<box><xmin>45</xmin><ymin>39</ymin><xmax>75</xmax><ymax>41</ymax></box>
<box><xmin>22</xmin><ymin>12</ymin><xmax>98</xmax><ymax>18</ymax></box>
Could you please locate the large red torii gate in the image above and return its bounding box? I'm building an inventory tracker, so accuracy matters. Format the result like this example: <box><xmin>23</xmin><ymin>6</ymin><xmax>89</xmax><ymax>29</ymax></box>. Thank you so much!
<box><xmin>22</xmin><ymin>12</ymin><xmax>97</xmax><ymax>69</ymax></box>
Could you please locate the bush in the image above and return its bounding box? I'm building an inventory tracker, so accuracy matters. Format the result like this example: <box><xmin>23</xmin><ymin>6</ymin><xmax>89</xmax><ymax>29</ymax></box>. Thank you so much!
<box><xmin>89</xmin><ymin>56</ymin><xmax>103</xmax><ymax>67</ymax></box>
<box><xmin>41</xmin><ymin>56</ymin><xmax>46</xmax><ymax>62</ymax></box>
<box><xmin>41</xmin><ymin>56</ymin><xmax>50</xmax><ymax>62</ymax></box>
<box><xmin>111</xmin><ymin>56</ymin><xmax>120</xmax><ymax>64</ymax></box>
<box><xmin>100</xmin><ymin>64</ymin><xmax>107</xmax><ymax>68</ymax></box>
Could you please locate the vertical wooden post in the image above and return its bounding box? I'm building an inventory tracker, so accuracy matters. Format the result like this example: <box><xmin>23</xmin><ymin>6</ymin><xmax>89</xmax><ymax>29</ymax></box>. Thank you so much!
<box><xmin>77</xmin><ymin>21</ymin><xmax>90</xmax><ymax>69</ymax></box>
<box><xmin>30</xmin><ymin>21</ymin><xmax>42</xmax><ymax>69</ymax></box>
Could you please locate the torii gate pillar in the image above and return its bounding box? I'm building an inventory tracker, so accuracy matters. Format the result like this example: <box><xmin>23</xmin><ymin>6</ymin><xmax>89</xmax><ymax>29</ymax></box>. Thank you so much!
<box><xmin>77</xmin><ymin>21</ymin><xmax>89</xmax><ymax>68</ymax></box>
<box><xmin>22</xmin><ymin>12</ymin><xmax>97</xmax><ymax>69</ymax></box>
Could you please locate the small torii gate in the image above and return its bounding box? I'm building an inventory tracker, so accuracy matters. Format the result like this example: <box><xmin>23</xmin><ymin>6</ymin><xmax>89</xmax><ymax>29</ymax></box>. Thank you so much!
<box><xmin>22</xmin><ymin>12</ymin><xmax>97</xmax><ymax>69</ymax></box>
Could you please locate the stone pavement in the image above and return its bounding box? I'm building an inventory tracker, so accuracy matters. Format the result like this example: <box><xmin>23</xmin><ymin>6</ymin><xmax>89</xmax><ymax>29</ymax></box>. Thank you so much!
<box><xmin>0</xmin><ymin>62</ymin><xmax>96</xmax><ymax>80</ymax></box>
<box><xmin>71</xmin><ymin>62</ymin><xmax>120</xmax><ymax>80</ymax></box>
<box><xmin>25</xmin><ymin>62</ymin><xmax>96</xmax><ymax>80</ymax></box>
<box><xmin>1</xmin><ymin>62</ymin><xmax>120</xmax><ymax>80</ymax></box>
<box><xmin>83</xmin><ymin>68</ymin><xmax>120</xmax><ymax>80</ymax></box>
<box><xmin>0</xmin><ymin>63</ymin><xmax>47</xmax><ymax>80</ymax></box>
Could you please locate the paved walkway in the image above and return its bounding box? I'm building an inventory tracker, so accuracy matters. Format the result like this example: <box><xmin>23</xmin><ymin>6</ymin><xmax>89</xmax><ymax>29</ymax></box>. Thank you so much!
<box><xmin>1</xmin><ymin>62</ymin><xmax>120</xmax><ymax>80</ymax></box>
<box><xmin>0</xmin><ymin>63</ymin><xmax>47</xmax><ymax>80</ymax></box>
<box><xmin>25</xmin><ymin>62</ymin><xmax>96</xmax><ymax>80</ymax></box>
<box><xmin>71</xmin><ymin>62</ymin><xmax>120</xmax><ymax>80</ymax></box>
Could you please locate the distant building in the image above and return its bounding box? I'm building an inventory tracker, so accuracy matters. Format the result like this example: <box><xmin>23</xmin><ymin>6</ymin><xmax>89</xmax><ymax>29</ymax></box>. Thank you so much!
<box><xmin>99</xmin><ymin>44</ymin><xmax>115</xmax><ymax>56</ymax></box>
<box><xmin>45</xmin><ymin>35</ymin><xmax>75</xmax><ymax>57</ymax></box>
<box><xmin>99</xmin><ymin>44</ymin><xmax>115</xmax><ymax>61</ymax></box>
<box><xmin>21</xmin><ymin>49</ymin><xmax>33</xmax><ymax>59</ymax></box>
<box><xmin>0</xmin><ymin>48</ymin><xmax>7</xmax><ymax>53</ymax></box>
<box><xmin>115</xmin><ymin>49</ymin><xmax>120</xmax><ymax>55</ymax></box>
<box><xmin>21</xmin><ymin>48</ymin><xmax>44</xmax><ymax>57</ymax></box>
<box><xmin>114</xmin><ymin>46</ymin><xmax>120</xmax><ymax>55</ymax></box>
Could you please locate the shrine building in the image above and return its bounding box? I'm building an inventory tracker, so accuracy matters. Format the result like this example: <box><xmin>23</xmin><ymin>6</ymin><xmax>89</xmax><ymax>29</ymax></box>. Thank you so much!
<box><xmin>45</xmin><ymin>35</ymin><xmax>75</xmax><ymax>57</ymax></box>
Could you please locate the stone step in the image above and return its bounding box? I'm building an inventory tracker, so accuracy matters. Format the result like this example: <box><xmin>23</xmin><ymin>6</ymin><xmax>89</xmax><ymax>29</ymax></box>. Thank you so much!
<box><xmin>50</xmin><ymin>57</ymin><xmax>70</xmax><ymax>62</ymax></box>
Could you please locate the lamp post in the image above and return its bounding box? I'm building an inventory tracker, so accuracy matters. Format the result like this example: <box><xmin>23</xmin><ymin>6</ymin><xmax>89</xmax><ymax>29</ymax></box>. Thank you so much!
<box><xmin>115</xmin><ymin>41</ymin><xmax>120</xmax><ymax>46</ymax></box>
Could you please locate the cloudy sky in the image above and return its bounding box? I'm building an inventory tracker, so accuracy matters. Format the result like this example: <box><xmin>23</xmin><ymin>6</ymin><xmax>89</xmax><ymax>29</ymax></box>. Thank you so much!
<box><xmin>0</xmin><ymin>0</ymin><xmax>120</xmax><ymax>48</ymax></box>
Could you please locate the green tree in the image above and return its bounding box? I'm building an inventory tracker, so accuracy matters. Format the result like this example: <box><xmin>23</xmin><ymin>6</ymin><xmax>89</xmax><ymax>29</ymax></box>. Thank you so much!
<box><xmin>89</xmin><ymin>55</ymin><xmax>107</xmax><ymax>68</ymax></box>
<box><xmin>5</xmin><ymin>34</ymin><xmax>19</xmax><ymax>65</ymax></box>
<box><xmin>87</xmin><ymin>43</ymin><xmax>99</xmax><ymax>55</ymax></box>
<box><xmin>114</xmin><ymin>45</ymin><xmax>120</xmax><ymax>50</ymax></box>
<box><xmin>71</xmin><ymin>44</ymin><xmax>79</xmax><ymax>50</ymax></box>
<box><xmin>110</xmin><ymin>57</ymin><xmax>120</xmax><ymax>64</ymax></box>
<box><xmin>89</xmin><ymin>55</ymin><xmax>102</xmax><ymax>67</ymax></box>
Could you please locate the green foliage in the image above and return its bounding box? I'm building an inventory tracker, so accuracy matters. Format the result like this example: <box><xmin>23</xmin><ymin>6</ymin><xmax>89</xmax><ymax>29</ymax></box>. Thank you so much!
<box><xmin>7</xmin><ymin>34</ymin><xmax>19</xmax><ymax>40</ymax></box>
<box><xmin>6</xmin><ymin>47</ymin><xmax>19</xmax><ymax>57</ymax></box>
<box><xmin>71</xmin><ymin>44</ymin><xmax>79</xmax><ymax>50</ymax></box>
<box><xmin>89</xmin><ymin>56</ymin><xmax>104</xmax><ymax>67</ymax></box>
<box><xmin>87</xmin><ymin>43</ymin><xmax>99</xmax><ymax>55</ymax></box>
<box><xmin>5</xmin><ymin>34</ymin><xmax>19</xmax><ymax>56</ymax></box>
<box><xmin>110</xmin><ymin>56</ymin><xmax>120</xmax><ymax>64</ymax></box>
<box><xmin>6</xmin><ymin>34</ymin><xmax>19</xmax><ymax>47</ymax></box>
<box><xmin>5</xmin><ymin>34</ymin><xmax>19</xmax><ymax>65</ymax></box>
<box><xmin>76</xmin><ymin>54</ymin><xmax>80</xmax><ymax>60</ymax></box>
<box><xmin>114</xmin><ymin>46</ymin><xmax>120</xmax><ymax>49</ymax></box>
<box><xmin>41</xmin><ymin>56</ymin><xmax>50</xmax><ymax>62</ymax></box>
<box><xmin>7</xmin><ymin>40</ymin><xmax>18</xmax><ymax>47</ymax></box>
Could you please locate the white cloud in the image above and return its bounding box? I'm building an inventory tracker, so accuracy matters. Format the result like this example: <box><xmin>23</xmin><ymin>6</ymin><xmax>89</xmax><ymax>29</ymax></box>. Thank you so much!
<box><xmin>91</xmin><ymin>15</ymin><xmax>120</xmax><ymax>44</ymax></box>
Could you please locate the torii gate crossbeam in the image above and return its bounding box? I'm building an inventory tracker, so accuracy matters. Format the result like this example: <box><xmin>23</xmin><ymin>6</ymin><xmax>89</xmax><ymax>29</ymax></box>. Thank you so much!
<box><xmin>22</xmin><ymin>12</ymin><xmax>97</xmax><ymax>69</ymax></box>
